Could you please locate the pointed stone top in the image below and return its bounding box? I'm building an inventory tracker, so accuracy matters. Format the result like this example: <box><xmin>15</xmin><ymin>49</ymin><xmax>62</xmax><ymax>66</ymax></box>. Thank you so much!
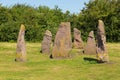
<box><xmin>98</xmin><ymin>20</ymin><xmax>104</xmax><ymax>27</ymax></box>
<box><xmin>20</xmin><ymin>24</ymin><xmax>25</xmax><ymax>31</ymax></box>
<box><xmin>74</xmin><ymin>28</ymin><xmax>80</xmax><ymax>32</ymax></box>
<box><xmin>98</xmin><ymin>20</ymin><xmax>103</xmax><ymax>23</ymax></box>
<box><xmin>45</xmin><ymin>30</ymin><xmax>52</xmax><ymax>36</ymax></box>
<box><xmin>88</xmin><ymin>31</ymin><xmax>94</xmax><ymax>38</ymax></box>
<box><xmin>98</xmin><ymin>20</ymin><xmax>105</xmax><ymax>34</ymax></box>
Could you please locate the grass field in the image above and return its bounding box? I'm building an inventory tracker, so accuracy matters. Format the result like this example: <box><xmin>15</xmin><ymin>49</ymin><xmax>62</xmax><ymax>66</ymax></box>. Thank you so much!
<box><xmin>0</xmin><ymin>42</ymin><xmax>120</xmax><ymax>80</ymax></box>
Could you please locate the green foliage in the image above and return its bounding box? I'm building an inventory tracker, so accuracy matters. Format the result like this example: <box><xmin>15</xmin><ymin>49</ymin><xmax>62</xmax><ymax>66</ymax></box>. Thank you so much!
<box><xmin>0</xmin><ymin>0</ymin><xmax>119</xmax><ymax>42</ymax></box>
<box><xmin>0</xmin><ymin>21</ymin><xmax>19</xmax><ymax>41</ymax></box>
<box><xmin>0</xmin><ymin>4</ymin><xmax>71</xmax><ymax>42</ymax></box>
<box><xmin>77</xmin><ymin>0</ymin><xmax>120</xmax><ymax>42</ymax></box>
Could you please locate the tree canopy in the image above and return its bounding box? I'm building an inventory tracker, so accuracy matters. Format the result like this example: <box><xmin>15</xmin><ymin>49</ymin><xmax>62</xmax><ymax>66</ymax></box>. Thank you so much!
<box><xmin>0</xmin><ymin>0</ymin><xmax>119</xmax><ymax>42</ymax></box>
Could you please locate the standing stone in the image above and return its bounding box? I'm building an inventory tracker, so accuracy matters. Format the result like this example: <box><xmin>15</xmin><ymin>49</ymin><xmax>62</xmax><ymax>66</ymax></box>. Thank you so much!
<box><xmin>15</xmin><ymin>24</ymin><xmax>26</xmax><ymax>62</ymax></box>
<box><xmin>84</xmin><ymin>31</ymin><xmax>96</xmax><ymax>55</ymax></box>
<box><xmin>96</xmin><ymin>20</ymin><xmax>109</xmax><ymax>62</ymax></box>
<box><xmin>52</xmin><ymin>22</ymin><xmax>72</xmax><ymax>58</ymax></box>
<box><xmin>73</xmin><ymin>28</ymin><xmax>83</xmax><ymax>49</ymax></box>
<box><xmin>41</xmin><ymin>30</ymin><xmax>52</xmax><ymax>54</ymax></box>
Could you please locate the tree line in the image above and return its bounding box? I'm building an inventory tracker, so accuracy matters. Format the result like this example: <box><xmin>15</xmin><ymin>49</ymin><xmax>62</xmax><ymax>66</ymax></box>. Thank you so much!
<box><xmin>0</xmin><ymin>0</ymin><xmax>119</xmax><ymax>42</ymax></box>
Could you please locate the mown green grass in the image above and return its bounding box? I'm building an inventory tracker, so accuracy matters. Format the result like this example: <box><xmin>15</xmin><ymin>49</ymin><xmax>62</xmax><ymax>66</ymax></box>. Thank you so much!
<box><xmin>0</xmin><ymin>42</ymin><xmax>120</xmax><ymax>80</ymax></box>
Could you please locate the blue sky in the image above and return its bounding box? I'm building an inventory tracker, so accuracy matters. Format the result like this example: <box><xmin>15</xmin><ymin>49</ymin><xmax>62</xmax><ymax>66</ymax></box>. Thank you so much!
<box><xmin>0</xmin><ymin>0</ymin><xmax>89</xmax><ymax>13</ymax></box>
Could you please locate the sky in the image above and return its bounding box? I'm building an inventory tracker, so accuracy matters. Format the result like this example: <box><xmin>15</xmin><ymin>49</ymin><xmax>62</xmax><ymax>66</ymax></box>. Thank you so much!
<box><xmin>0</xmin><ymin>0</ymin><xmax>89</xmax><ymax>13</ymax></box>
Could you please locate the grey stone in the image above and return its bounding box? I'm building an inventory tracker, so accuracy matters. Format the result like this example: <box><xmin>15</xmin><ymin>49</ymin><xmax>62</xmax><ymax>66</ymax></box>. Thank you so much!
<box><xmin>84</xmin><ymin>31</ymin><xmax>96</xmax><ymax>55</ymax></box>
<box><xmin>73</xmin><ymin>28</ymin><xmax>84</xmax><ymax>49</ymax></box>
<box><xmin>41</xmin><ymin>30</ymin><xmax>52</xmax><ymax>54</ymax></box>
<box><xmin>52</xmin><ymin>22</ymin><xmax>72</xmax><ymax>58</ymax></box>
<box><xmin>15</xmin><ymin>24</ymin><xmax>26</xmax><ymax>62</ymax></box>
<box><xmin>96</xmin><ymin>20</ymin><xmax>109</xmax><ymax>62</ymax></box>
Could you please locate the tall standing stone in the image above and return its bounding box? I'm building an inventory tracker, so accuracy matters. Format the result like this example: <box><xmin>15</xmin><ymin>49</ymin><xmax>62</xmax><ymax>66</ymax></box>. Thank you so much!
<box><xmin>52</xmin><ymin>22</ymin><xmax>72</xmax><ymax>58</ymax></box>
<box><xmin>41</xmin><ymin>30</ymin><xmax>52</xmax><ymax>54</ymax></box>
<box><xmin>73</xmin><ymin>28</ymin><xmax>83</xmax><ymax>49</ymax></box>
<box><xmin>15</xmin><ymin>24</ymin><xmax>26</xmax><ymax>62</ymax></box>
<box><xmin>84</xmin><ymin>31</ymin><xmax>96</xmax><ymax>55</ymax></box>
<box><xmin>96</xmin><ymin>20</ymin><xmax>109</xmax><ymax>62</ymax></box>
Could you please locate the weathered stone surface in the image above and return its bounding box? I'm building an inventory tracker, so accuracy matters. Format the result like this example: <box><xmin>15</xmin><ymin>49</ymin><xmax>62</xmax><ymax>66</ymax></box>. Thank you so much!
<box><xmin>73</xmin><ymin>28</ymin><xmax>83</xmax><ymax>49</ymax></box>
<box><xmin>41</xmin><ymin>30</ymin><xmax>52</xmax><ymax>54</ymax></box>
<box><xmin>96</xmin><ymin>20</ymin><xmax>109</xmax><ymax>62</ymax></box>
<box><xmin>84</xmin><ymin>31</ymin><xmax>96</xmax><ymax>55</ymax></box>
<box><xmin>15</xmin><ymin>24</ymin><xmax>26</xmax><ymax>62</ymax></box>
<box><xmin>52</xmin><ymin>22</ymin><xmax>72</xmax><ymax>58</ymax></box>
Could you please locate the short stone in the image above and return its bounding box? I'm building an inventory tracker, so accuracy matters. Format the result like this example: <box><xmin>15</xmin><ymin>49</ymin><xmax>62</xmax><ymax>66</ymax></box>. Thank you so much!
<box><xmin>73</xmin><ymin>28</ymin><xmax>84</xmax><ymax>49</ymax></box>
<box><xmin>41</xmin><ymin>30</ymin><xmax>52</xmax><ymax>54</ymax></box>
<box><xmin>84</xmin><ymin>31</ymin><xmax>96</xmax><ymax>55</ymax></box>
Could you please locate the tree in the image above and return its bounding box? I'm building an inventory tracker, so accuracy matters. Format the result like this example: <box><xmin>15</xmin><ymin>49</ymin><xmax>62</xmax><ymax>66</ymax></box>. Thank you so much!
<box><xmin>77</xmin><ymin>0</ymin><xmax>120</xmax><ymax>42</ymax></box>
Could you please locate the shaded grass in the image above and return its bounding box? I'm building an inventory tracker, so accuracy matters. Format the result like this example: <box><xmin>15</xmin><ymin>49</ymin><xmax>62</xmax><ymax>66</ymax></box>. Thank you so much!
<box><xmin>0</xmin><ymin>42</ymin><xmax>120</xmax><ymax>80</ymax></box>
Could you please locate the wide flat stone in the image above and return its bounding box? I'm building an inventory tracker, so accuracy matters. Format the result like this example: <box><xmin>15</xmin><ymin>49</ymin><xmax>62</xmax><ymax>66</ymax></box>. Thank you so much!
<box><xmin>52</xmin><ymin>22</ymin><xmax>72</xmax><ymax>58</ymax></box>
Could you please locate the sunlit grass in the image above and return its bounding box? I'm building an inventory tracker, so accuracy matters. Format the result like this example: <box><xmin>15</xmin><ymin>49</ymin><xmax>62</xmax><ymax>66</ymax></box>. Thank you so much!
<box><xmin>0</xmin><ymin>42</ymin><xmax>120</xmax><ymax>80</ymax></box>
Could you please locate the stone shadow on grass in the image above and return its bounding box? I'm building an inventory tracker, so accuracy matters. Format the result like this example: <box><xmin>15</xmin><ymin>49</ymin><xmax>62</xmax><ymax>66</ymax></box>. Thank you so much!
<box><xmin>83</xmin><ymin>57</ymin><xmax>98</xmax><ymax>64</ymax></box>
<box><xmin>83</xmin><ymin>57</ymin><xmax>97</xmax><ymax>61</ymax></box>
<box><xmin>83</xmin><ymin>57</ymin><xmax>107</xmax><ymax>64</ymax></box>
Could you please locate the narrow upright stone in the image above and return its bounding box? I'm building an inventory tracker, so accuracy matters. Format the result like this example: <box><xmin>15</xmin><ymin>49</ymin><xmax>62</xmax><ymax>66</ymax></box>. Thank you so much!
<box><xmin>84</xmin><ymin>31</ymin><xmax>96</xmax><ymax>55</ymax></box>
<box><xmin>41</xmin><ymin>30</ymin><xmax>52</xmax><ymax>54</ymax></box>
<box><xmin>15</xmin><ymin>24</ymin><xmax>26</xmax><ymax>62</ymax></box>
<box><xmin>52</xmin><ymin>22</ymin><xmax>72</xmax><ymax>58</ymax></box>
<box><xmin>73</xmin><ymin>28</ymin><xmax>83</xmax><ymax>49</ymax></box>
<box><xmin>97</xmin><ymin>20</ymin><xmax>109</xmax><ymax>62</ymax></box>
